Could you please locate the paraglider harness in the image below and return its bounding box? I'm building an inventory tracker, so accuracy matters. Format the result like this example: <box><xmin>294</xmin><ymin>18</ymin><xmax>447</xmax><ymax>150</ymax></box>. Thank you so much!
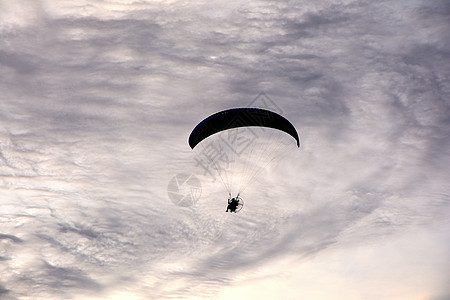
<box><xmin>226</xmin><ymin>193</ymin><xmax>243</xmax><ymax>213</ymax></box>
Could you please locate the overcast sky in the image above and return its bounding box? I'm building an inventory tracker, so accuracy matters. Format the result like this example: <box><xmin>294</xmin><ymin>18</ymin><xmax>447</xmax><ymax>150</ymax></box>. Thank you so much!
<box><xmin>1</xmin><ymin>0</ymin><xmax>449</xmax><ymax>299</ymax></box>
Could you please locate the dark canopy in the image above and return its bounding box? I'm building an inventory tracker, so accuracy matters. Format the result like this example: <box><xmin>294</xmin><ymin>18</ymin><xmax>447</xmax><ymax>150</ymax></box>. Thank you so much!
<box><xmin>188</xmin><ymin>108</ymin><xmax>300</xmax><ymax>149</ymax></box>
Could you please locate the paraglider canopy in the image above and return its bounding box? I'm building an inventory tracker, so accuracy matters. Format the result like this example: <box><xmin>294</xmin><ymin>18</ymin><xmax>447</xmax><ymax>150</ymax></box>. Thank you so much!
<box><xmin>189</xmin><ymin>108</ymin><xmax>300</xmax><ymax>149</ymax></box>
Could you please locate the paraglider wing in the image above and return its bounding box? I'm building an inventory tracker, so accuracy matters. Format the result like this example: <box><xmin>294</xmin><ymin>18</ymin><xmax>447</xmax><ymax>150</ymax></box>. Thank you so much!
<box><xmin>188</xmin><ymin>108</ymin><xmax>300</xmax><ymax>149</ymax></box>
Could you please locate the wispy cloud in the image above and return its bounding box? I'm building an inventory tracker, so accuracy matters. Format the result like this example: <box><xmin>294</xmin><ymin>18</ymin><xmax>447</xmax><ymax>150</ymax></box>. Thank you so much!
<box><xmin>0</xmin><ymin>0</ymin><xmax>449</xmax><ymax>299</ymax></box>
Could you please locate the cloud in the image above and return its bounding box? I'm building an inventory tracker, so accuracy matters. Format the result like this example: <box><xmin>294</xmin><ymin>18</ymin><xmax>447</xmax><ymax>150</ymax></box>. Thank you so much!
<box><xmin>0</xmin><ymin>0</ymin><xmax>449</xmax><ymax>299</ymax></box>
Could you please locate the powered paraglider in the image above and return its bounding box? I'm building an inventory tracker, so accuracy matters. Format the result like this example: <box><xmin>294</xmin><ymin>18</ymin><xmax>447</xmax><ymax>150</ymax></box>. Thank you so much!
<box><xmin>189</xmin><ymin>107</ymin><xmax>300</xmax><ymax>208</ymax></box>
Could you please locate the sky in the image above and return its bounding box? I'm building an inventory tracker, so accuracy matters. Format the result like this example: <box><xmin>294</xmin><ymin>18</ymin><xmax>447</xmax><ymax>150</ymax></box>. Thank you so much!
<box><xmin>0</xmin><ymin>0</ymin><xmax>449</xmax><ymax>299</ymax></box>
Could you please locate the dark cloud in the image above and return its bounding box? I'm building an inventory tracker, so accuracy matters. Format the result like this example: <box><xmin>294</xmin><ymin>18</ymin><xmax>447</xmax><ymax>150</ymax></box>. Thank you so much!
<box><xmin>38</xmin><ymin>262</ymin><xmax>102</xmax><ymax>291</ymax></box>
<box><xmin>0</xmin><ymin>234</ymin><xmax>23</xmax><ymax>243</ymax></box>
<box><xmin>0</xmin><ymin>284</ymin><xmax>10</xmax><ymax>295</ymax></box>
